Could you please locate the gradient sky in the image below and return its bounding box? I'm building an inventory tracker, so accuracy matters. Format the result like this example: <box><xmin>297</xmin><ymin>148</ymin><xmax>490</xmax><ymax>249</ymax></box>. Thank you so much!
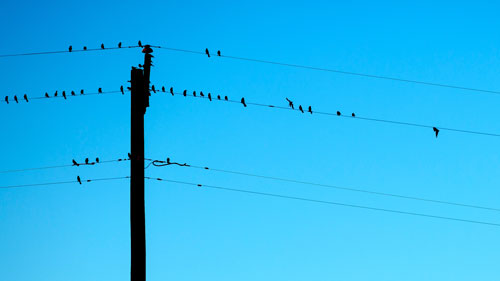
<box><xmin>1</xmin><ymin>0</ymin><xmax>500</xmax><ymax>280</ymax></box>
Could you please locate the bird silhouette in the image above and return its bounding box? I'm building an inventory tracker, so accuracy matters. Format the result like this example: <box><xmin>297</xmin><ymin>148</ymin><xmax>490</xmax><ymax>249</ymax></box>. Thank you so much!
<box><xmin>85</xmin><ymin>158</ymin><xmax>89</xmax><ymax>164</ymax></box>
<box><xmin>225</xmin><ymin>96</ymin><xmax>228</xmax><ymax>101</ymax></box>
<box><xmin>80</xmin><ymin>89</ymin><xmax>84</xmax><ymax>95</ymax></box>
<box><xmin>167</xmin><ymin>158</ymin><xmax>171</xmax><ymax>164</ymax></box>
<box><xmin>138</xmin><ymin>40</ymin><xmax>142</xmax><ymax>47</ymax></box>
<box><xmin>286</xmin><ymin>98</ymin><xmax>294</xmax><ymax>109</ymax></box>
<box><xmin>71</xmin><ymin>91</ymin><xmax>75</xmax><ymax>96</ymax></box>
<box><xmin>217</xmin><ymin>50</ymin><xmax>221</xmax><ymax>56</ymax></box>
<box><xmin>433</xmin><ymin>127</ymin><xmax>440</xmax><ymax>138</ymax></box>
<box><xmin>96</xmin><ymin>157</ymin><xmax>100</xmax><ymax>163</ymax></box>
<box><xmin>151</xmin><ymin>85</ymin><xmax>156</xmax><ymax>93</ymax></box>
<box><xmin>205</xmin><ymin>48</ymin><xmax>210</xmax><ymax>57</ymax></box>
<box><xmin>299</xmin><ymin>105</ymin><xmax>304</xmax><ymax>113</ymax></box>
<box><xmin>4</xmin><ymin>96</ymin><xmax>8</xmax><ymax>104</ymax></box>
<box><xmin>77</xmin><ymin>176</ymin><xmax>82</xmax><ymax>185</ymax></box>
<box><xmin>101</xmin><ymin>43</ymin><xmax>105</xmax><ymax>49</ymax></box>
<box><xmin>54</xmin><ymin>91</ymin><xmax>58</xmax><ymax>97</ymax></box>
<box><xmin>98</xmin><ymin>88</ymin><xmax>102</xmax><ymax>93</ymax></box>
<box><xmin>208</xmin><ymin>93</ymin><xmax>212</xmax><ymax>101</ymax></box>
<box><xmin>120</xmin><ymin>85</ymin><xmax>124</xmax><ymax>94</ymax></box>
<box><xmin>14</xmin><ymin>95</ymin><xmax>18</xmax><ymax>103</ymax></box>
<box><xmin>161</xmin><ymin>86</ymin><xmax>165</xmax><ymax>92</ymax></box>
<box><xmin>200</xmin><ymin>91</ymin><xmax>204</xmax><ymax>97</ymax></box>
<box><xmin>118</xmin><ymin>42</ymin><xmax>122</xmax><ymax>48</ymax></box>
<box><xmin>72</xmin><ymin>159</ymin><xmax>79</xmax><ymax>166</ymax></box>
<box><xmin>83</xmin><ymin>46</ymin><xmax>87</xmax><ymax>50</ymax></box>
<box><xmin>241</xmin><ymin>97</ymin><xmax>247</xmax><ymax>107</ymax></box>
<box><xmin>45</xmin><ymin>93</ymin><xmax>49</xmax><ymax>98</ymax></box>
<box><xmin>217</xmin><ymin>95</ymin><xmax>221</xmax><ymax>100</ymax></box>
<box><xmin>68</xmin><ymin>45</ymin><xmax>72</xmax><ymax>52</ymax></box>
<box><xmin>336</xmin><ymin>111</ymin><xmax>341</xmax><ymax>116</ymax></box>
<box><xmin>183</xmin><ymin>90</ymin><xmax>187</xmax><ymax>96</ymax></box>
<box><xmin>23</xmin><ymin>94</ymin><xmax>28</xmax><ymax>102</ymax></box>
<box><xmin>193</xmin><ymin>91</ymin><xmax>196</xmax><ymax>97</ymax></box>
<box><xmin>308</xmin><ymin>106</ymin><xmax>312</xmax><ymax>114</ymax></box>
<box><xmin>351</xmin><ymin>113</ymin><xmax>355</xmax><ymax>117</ymax></box>
<box><xmin>170</xmin><ymin>87</ymin><xmax>174</xmax><ymax>96</ymax></box>
<box><xmin>62</xmin><ymin>91</ymin><xmax>66</xmax><ymax>99</ymax></box>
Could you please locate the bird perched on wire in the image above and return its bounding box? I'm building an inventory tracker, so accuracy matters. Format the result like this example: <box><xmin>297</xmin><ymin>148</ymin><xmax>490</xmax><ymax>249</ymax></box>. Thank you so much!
<box><xmin>80</xmin><ymin>89</ymin><xmax>84</xmax><ymax>95</ymax></box>
<box><xmin>241</xmin><ymin>97</ymin><xmax>247</xmax><ymax>107</ymax></box>
<box><xmin>208</xmin><ymin>93</ymin><xmax>212</xmax><ymax>101</ymax></box>
<box><xmin>193</xmin><ymin>91</ymin><xmax>196</xmax><ymax>97</ymax></box>
<box><xmin>72</xmin><ymin>159</ymin><xmax>79</xmax><ymax>166</ymax></box>
<box><xmin>71</xmin><ymin>91</ymin><xmax>75</xmax><ymax>96</ymax></box>
<box><xmin>68</xmin><ymin>45</ymin><xmax>72</xmax><ymax>52</ymax></box>
<box><xmin>118</xmin><ymin>42</ymin><xmax>122</xmax><ymax>48</ymax></box>
<box><xmin>225</xmin><ymin>96</ymin><xmax>228</xmax><ymax>101</ymax></box>
<box><xmin>98</xmin><ymin>88</ymin><xmax>102</xmax><ymax>94</ymax></box>
<box><xmin>286</xmin><ymin>98</ymin><xmax>294</xmax><ymax>109</ymax></box>
<box><xmin>62</xmin><ymin>91</ymin><xmax>67</xmax><ymax>99</ymax></box>
<box><xmin>138</xmin><ymin>40</ymin><xmax>142</xmax><ymax>47</ymax></box>
<box><xmin>308</xmin><ymin>106</ymin><xmax>312</xmax><ymax>114</ymax></box>
<box><xmin>120</xmin><ymin>85</ymin><xmax>124</xmax><ymax>95</ymax></box>
<box><xmin>217</xmin><ymin>50</ymin><xmax>221</xmax><ymax>56</ymax></box>
<box><xmin>161</xmin><ymin>86</ymin><xmax>165</xmax><ymax>92</ymax></box>
<box><xmin>183</xmin><ymin>90</ymin><xmax>187</xmax><ymax>96</ymax></box>
<box><xmin>96</xmin><ymin>157</ymin><xmax>100</xmax><ymax>163</ymax></box>
<box><xmin>54</xmin><ymin>91</ymin><xmax>58</xmax><ymax>97</ymax></box>
<box><xmin>14</xmin><ymin>95</ymin><xmax>18</xmax><ymax>103</ymax></box>
<box><xmin>351</xmin><ymin>113</ymin><xmax>355</xmax><ymax>117</ymax></box>
<box><xmin>336</xmin><ymin>111</ymin><xmax>341</xmax><ymax>116</ymax></box>
<box><xmin>205</xmin><ymin>48</ymin><xmax>210</xmax><ymax>57</ymax></box>
<box><xmin>45</xmin><ymin>93</ymin><xmax>49</xmax><ymax>98</ymax></box>
<box><xmin>433</xmin><ymin>127</ymin><xmax>440</xmax><ymax>138</ymax></box>
<box><xmin>77</xmin><ymin>176</ymin><xmax>82</xmax><ymax>185</ymax></box>
<box><xmin>85</xmin><ymin>158</ymin><xmax>89</xmax><ymax>165</ymax></box>
<box><xmin>4</xmin><ymin>96</ymin><xmax>8</xmax><ymax>104</ymax></box>
<box><xmin>299</xmin><ymin>105</ymin><xmax>304</xmax><ymax>113</ymax></box>
<box><xmin>151</xmin><ymin>85</ymin><xmax>156</xmax><ymax>93</ymax></box>
<box><xmin>217</xmin><ymin>95</ymin><xmax>221</xmax><ymax>100</ymax></box>
<box><xmin>170</xmin><ymin>87</ymin><xmax>174</xmax><ymax>96</ymax></box>
<box><xmin>200</xmin><ymin>91</ymin><xmax>204</xmax><ymax>97</ymax></box>
<box><xmin>23</xmin><ymin>94</ymin><xmax>28</xmax><ymax>102</ymax></box>
<box><xmin>83</xmin><ymin>46</ymin><xmax>87</xmax><ymax>50</ymax></box>
<box><xmin>101</xmin><ymin>43</ymin><xmax>105</xmax><ymax>49</ymax></box>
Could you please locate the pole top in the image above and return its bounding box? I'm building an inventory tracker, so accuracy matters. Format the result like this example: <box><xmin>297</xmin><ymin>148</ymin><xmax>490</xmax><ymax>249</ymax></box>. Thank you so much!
<box><xmin>142</xmin><ymin>45</ymin><xmax>153</xmax><ymax>54</ymax></box>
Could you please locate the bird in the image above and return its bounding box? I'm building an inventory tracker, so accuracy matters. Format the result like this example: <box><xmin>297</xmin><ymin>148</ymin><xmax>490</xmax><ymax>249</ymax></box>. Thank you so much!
<box><xmin>98</xmin><ymin>88</ymin><xmax>102</xmax><ymax>93</ymax></box>
<box><xmin>138</xmin><ymin>40</ymin><xmax>142</xmax><ymax>47</ymax></box>
<box><xmin>54</xmin><ymin>91</ymin><xmax>58</xmax><ymax>97</ymax></box>
<box><xmin>14</xmin><ymin>95</ymin><xmax>18</xmax><ymax>103</ymax></box>
<box><xmin>183</xmin><ymin>90</ymin><xmax>187</xmax><ymax>96</ymax></box>
<box><xmin>151</xmin><ymin>85</ymin><xmax>156</xmax><ymax>93</ymax></box>
<box><xmin>167</xmin><ymin>158</ymin><xmax>171</xmax><ymax>164</ymax></box>
<box><xmin>120</xmin><ymin>85</ymin><xmax>124</xmax><ymax>94</ymax></box>
<box><xmin>83</xmin><ymin>46</ymin><xmax>87</xmax><ymax>50</ymax></box>
<box><xmin>205</xmin><ymin>48</ymin><xmax>210</xmax><ymax>57</ymax></box>
<box><xmin>68</xmin><ymin>45</ymin><xmax>72</xmax><ymax>52</ymax></box>
<box><xmin>72</xmin><ymin>159</ymin><xmax>79</xmax><ymax>166</ymax></box>
<box><xmin>45</xmin><ymin>92</ymin><xmax>49</xmax><ymax>98</ymax></box>
<box><xmin>433</xmin><ymin>127</ymin><xmax>440</xmax><ymax>138</ymax></box>
<box><xmin>200</xmin><ymin>91</ymin><xmax>204</xmax><ymax>97</ymax></box>
<box><xmin>299</xmin><ymin>105</ymin><xmax>304</xmax><ymax>113</ymax></box>
<box><xmin>62</xmin><ymin>91</ymin><xmax>66</xmax><ymax>99</ymax></box>
<box><xmin>85</xmin><ymin>158</ymin><xmax>89</xmax><ymax>164</ymax></box>
<box><xmin>224</xmin><ymin>96</ymin><xmax>228</xmax><ymax>101</ymax></box>
<box><xmin>80</xmin><ymin>89</ymin><xmax>84</xmax><ymax>95</ymax></box>
<box><xmin>217</xmin><ymin>50</ymin><xmax>221</xmax><ymax>56</ymax></box>
<box><xmin>77</xmin><ymin>176</ymin><xmax>82</xmax><ymax>185</ymax></box>
<box><xmin>4</xmin><ymin>96</ymin><xmax>8</xmax><ymax>104</ymax></box>
<box><xmin>23</xmin><ymin>94</ymin><xmax>28</xmax><ymax>102</ymax></box>
<box><xmin>96</xmin><ymin>157</ymin><xmax>100</xmax><ymax>163</ymax></box>
<box><xmin>308</xmin><ymin>106</ymin><xmax>312</xmax><ymax>114</ymax></box>
<box><xmin>170</xmin><ymin>87</ymin><xmax>174</xmax><ymax>96</ymax></box>
<box><xmin>161</xmin><ymin>86</ymin><xmax>165</xmax><ymax>92</ymax></box>
<box><xmin>118</xmin><ymin>42</ymin><xmax>122</xmax><ymax>48</ymax></box>
<box><xmin>351</xmin><ymin>113</ymin><xmax>355</xmax><ymax>117</ymax></box>
<box><xmin>336</xmin><ymin>111</ymin><xmax>341</xmax><ymax>116</ymax></box>
<box><xmin>286</xmin><ymin>98</ymin><xmax>294</xmax><ymax>109</ymax></box>
<box><xmin>71</xmin><ymin>91</ymin><xmax>75</xmax><ymax>96</ymax></box>
<box><xmin>217</xmin><ymin>95</ymin><xmax>221</xmax><ymax>100</ymax></box>
<box><xmin>101</xmin><ymin>43</ymin><xmax>105</xmax><ymax>49</ymax></box>
<box><xmin>241</xmin><ymin>97</ymin><xmax>247</xmax><ymax>107</ymax></box>
<box><xmin>193</xmin><ymin>91</ymin><xmax>197</xmax><ymax>97</ymax></box>
<box><xmin>208</xmin><ymin>93</ymin><xmax>212</xmax><ymax>101</ymax></box>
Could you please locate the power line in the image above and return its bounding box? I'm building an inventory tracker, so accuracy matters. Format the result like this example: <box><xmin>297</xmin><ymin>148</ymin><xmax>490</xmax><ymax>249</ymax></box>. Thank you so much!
<box><xmin>0</xmin><ymin>176</ymin><xmax>129</xmax><ymax>189</ymax></box>
<box><xmin>146</xmin><ymin>177</ymin><xmax>500</xmax><ymax>228</ymax></box>
<box><xmin>153</xmin><ymin>46</ymin><xmax>500</xmax><ymax>96</ymax></box>
<box><xmin>0</xmin><ymin>157</ymin><xmax>130</xmax><ymax>174</ymax></box>
<box><xmin>157</xmin><ymin>89</ymin><xmax>500</xmax><ymax>138</ymax></box>
<box><xmin>0</xmin><ymin>45</ymin><xmax>141</xmax><ymax>58</ymax></box>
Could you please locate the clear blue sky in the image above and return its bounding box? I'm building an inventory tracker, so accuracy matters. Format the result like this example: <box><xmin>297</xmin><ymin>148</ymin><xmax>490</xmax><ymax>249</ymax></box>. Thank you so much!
<box><xmin>1</xmin><ymin>0</ymin><xmax>500</xmax><ymax>280</ymax></box>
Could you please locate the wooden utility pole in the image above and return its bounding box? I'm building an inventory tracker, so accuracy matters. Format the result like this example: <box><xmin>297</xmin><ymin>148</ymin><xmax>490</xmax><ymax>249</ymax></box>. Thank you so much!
<box><xmin>130</xmin><ymin>45</ymin><xmax>153</xmax><ymax>281</ymax></box>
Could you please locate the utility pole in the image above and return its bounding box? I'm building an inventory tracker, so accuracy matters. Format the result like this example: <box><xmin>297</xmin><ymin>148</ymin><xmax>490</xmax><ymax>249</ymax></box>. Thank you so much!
<box><xmin>130</xmin><ymin>45</ymin><xmax>153</xmax><ymax>281</ymax></box>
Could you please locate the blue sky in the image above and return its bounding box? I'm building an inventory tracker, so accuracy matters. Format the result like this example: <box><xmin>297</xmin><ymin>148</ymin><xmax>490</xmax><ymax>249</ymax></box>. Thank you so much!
<box><xmin>1</xmin><ymin>0</ymin><xmax>500</xmax><ymax>280</ymax></box>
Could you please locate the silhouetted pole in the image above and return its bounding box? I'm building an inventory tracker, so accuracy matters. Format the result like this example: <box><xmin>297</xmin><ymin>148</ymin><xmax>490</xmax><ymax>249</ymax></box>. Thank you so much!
<box><xmin>130</xmin><ymin>45</ymin><xmax>152</xmax><ymax>281</ymax></box>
